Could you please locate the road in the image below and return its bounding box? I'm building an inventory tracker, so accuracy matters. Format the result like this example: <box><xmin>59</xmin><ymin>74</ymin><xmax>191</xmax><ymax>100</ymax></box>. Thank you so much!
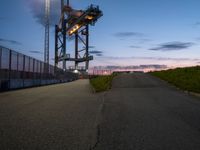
<box><xmin>0</xmin><ymin>73</ymin><xmax>200</xmax><ymax>150</ymax></box>
<box><xmin>0</xmin><ymin>80</ymin><xmax>102</xmax><ymax>150</ymax></box>
<box><xmin>95</xmin><ymin>73</ymin><xmax>200</xmax><ymax>150</ymax></box>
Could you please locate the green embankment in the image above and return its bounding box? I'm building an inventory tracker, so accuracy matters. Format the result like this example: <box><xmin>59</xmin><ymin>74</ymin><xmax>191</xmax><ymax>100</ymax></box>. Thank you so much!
<box><xmin>90</xmin><ymin>74</ymin><xmax>116</xmax><ymax>92</ymax></box>
<box><xmin>150</xmin><ymin>66</ymin><xmax>200</xmax><ymax>93</ymax></box>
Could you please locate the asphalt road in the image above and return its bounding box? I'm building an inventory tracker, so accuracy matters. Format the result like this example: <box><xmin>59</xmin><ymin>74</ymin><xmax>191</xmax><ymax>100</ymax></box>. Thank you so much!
<box><xmin>95</xmin><ymin>73</ymin><xmax>200</xmax><ymax>150</ymax></box>
<box><xmin>0</xmin><ymin>80</ymin><xmax>102</xmax><ymax>150</ymax></box>
<box><xmin>1</xmin><ymin>73</ymin><xmax>200</xmax><ymax>150</ymax></box>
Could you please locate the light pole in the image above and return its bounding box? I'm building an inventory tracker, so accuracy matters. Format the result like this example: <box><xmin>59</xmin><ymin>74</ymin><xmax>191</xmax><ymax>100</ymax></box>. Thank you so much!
<box><xmin>44</xmin><ymin>0</ymin><xmax>50</xmax><ymax>65</ymax></box>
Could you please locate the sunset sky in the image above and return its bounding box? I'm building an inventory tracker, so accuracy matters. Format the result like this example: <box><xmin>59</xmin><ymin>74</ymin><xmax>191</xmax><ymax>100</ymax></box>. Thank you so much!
<box><xmin>1</xmin><ymin>0</ymin><xmax>200</xmax><ymax>68</ymax></box>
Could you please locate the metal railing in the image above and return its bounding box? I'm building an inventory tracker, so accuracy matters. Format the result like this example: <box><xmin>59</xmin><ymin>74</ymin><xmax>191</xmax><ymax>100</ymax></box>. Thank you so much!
<box><xmin>0</xmin><ymin>46</ymin><xmax>78</xmax><ymax>91</ymax></box>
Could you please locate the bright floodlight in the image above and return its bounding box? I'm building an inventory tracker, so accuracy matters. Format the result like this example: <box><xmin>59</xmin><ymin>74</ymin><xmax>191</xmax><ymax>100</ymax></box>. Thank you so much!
<box><xmin>74</xmin><ymin>70</ymin><xmax>79</xmax><ymax>74</ymax></box>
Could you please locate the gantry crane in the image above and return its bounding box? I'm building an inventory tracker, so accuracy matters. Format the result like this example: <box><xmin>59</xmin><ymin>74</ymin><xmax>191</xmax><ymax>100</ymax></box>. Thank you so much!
<box><xmin>55</xmin><ymin>0</ymin><xmax>103</xmax><ymax>72</ymax></box>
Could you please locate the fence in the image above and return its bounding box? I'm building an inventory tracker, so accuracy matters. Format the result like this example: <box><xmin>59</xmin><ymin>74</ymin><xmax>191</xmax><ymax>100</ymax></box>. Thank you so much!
<box><xmin>0</xmin><ymin>46</ymin><xmax>78</xmax><ymax>91</ymax></box>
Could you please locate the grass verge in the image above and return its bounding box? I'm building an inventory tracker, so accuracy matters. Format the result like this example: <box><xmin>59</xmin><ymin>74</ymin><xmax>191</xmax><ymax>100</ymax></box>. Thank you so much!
<box><xmin>150</xmin><ymin>66</ymin><xmax>200</xmax><ymax>93</ymax></box>
<box><xmin>90</xmin><ymin>74</ymin><xmax>116</xmax><ymax>93</ymax></box>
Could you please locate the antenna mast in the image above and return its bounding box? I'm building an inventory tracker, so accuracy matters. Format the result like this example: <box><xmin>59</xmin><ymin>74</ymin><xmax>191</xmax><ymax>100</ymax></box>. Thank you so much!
<box><xmin>44</xmin><ymin>0</ymin><xmax>50</xmax><ymax>65</ymax></box>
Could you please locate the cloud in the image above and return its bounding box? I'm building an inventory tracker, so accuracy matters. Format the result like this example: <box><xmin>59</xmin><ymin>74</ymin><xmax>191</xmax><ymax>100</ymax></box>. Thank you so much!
<box><xmin>149</xmin><ymin>41</ymin><xmax>194</xmax><ymax>51</ymax></box>
<box><xmin>194</xmin><ymin>21</ymin><xmax>200</xmax><ymax>26</ymax></box>
<box><xmin>89</xmin><ymin>50</ymin><xmax>102</xmax><ymax>54</ymax></box>
<box><xmin>0</xmin><ymin>38</ymin><xmax>22</xmax><ymax>45</ymax></box>
<box><xmin>27</xmin><ymin>0</ymin><xmax>60</xmax><ymax>27</ymax></box>
<box><xmin>96</xmin><ymin>53</ymin><xmax>103</xmax><ymax>57</ymax></box>
<box><xmin>114</xmin><ymin>32</ymin><xmax>144</xmax><ymax>38</ymax></box>
<box><xmin>94</xmin><ymin>64</ymin><xmax>168</xmax><ymax>70</ymax></box>
<box><xmin>100</xmin><ymin>56</ymin><xmax>200</xmax><ymax>61</ymax></box>
<box><xmin>29</xmin><ymin>50</ymin><xmax>43</xmax><ymax>54</ymax></box>
<box><xmin>129</xmin><ymin>45</ymin><xmax>141</xmax><ymax>49</ymax></box>
<box><xmin>89</xmin><ymin>50</ymin><xmax>103</xmax><ymax>56</ymax></box>
<box><xmin>114</xmin><ymin>32</ymin><xmax>152</xmax><ymax>44</ymax></box>
<box><xmin>83</xmin><ymin>46</ymin><xmax>96</xmax><ymax>49</ymax></box>
<box><xmin>91</xmin><ymin>56</ymin><xmax>200</xmax><ymax>68</ymax></box>
<box><xmin>138</xmin><ymin>38</ymin><xmax>152</xmax><ymax>44</ymax></box>
<box><xmin>89</xmin><ymin>46</ymin><xmax>96</xmax><ymax>49</ymax></box>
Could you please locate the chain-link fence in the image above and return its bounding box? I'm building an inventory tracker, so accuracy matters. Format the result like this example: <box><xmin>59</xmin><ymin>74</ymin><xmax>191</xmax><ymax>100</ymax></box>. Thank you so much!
<box><xmin>0</xmin><ymin>46</ymin><xmax>78</xmax><ymax>91</ymax></box>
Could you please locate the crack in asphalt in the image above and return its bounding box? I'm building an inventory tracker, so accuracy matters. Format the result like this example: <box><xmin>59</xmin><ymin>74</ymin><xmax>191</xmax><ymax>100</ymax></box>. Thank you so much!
<box><xmin>89</xmin><ymin>92</ymin><xmax>106</xmax><ymax>150</ymax></box>
<box><xmin>90</xmin><ymin>125</ymin><xmax>101</xmax><ymax>150</ymax></box>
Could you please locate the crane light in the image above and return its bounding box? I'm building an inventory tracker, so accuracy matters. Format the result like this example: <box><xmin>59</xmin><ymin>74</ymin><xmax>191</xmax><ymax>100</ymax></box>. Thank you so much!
<box><xmin>68</xmin><ymin>24</ymin><xmax>81</xmax><ymax>35</ymax></box>
<box><xmin>85</xmin><ymin>15</ymin><xmax>94</xmax><ymax>20</ymax></box>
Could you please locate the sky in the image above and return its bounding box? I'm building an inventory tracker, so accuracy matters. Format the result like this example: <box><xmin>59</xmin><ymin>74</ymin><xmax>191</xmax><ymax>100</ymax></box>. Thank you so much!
<box><xmin>1</xmin><ymin>0</ymin><xmax>200</xmax><ymax>68</ymax></box>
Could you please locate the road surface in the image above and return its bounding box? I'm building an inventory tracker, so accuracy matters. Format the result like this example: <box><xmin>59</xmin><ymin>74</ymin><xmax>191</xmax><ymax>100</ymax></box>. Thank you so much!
<box><xmin>0</xmin><ymin>80</ymin><xmax>102</xmax><ymax>150</ymax></box>
<box><xmin>95</xmin><ymin>73</ymin><xmax>200</xmax><ymax>150</ymax></box>
<box><xmin>1</xmin><ymin>73</ymin><xmax>200</xmax><ymax>150</ymax></box>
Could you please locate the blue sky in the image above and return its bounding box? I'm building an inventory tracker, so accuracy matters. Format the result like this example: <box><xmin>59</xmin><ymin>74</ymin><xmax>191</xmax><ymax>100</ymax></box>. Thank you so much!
<box><xmin>1</xmin><ymin>0</ymin><xmax>200</xmax><ymax>68</ymax></box>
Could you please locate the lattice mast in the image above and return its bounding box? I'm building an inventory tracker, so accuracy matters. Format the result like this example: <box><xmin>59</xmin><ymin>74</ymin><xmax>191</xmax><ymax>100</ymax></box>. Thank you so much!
<box><xmin>44</xmin><ymin>0</ymin><xmax>50</xmax><ymax>64</ymax></box>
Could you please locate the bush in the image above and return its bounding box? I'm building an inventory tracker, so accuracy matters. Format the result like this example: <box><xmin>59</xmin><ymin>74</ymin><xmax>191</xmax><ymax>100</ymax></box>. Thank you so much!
<box><xmin>90</xmin><ymin>74</ymin><xmax>116</xmax><ymax>92</ymax></box>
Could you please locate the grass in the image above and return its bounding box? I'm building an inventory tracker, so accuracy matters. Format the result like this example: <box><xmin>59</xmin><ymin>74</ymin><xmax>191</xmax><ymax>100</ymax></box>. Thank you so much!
<box><xmin>90</xmin><ymin>74</ymin><xmax>116</xmax><ymax>92</ymax></box>
<box><xmin>150</xmin><ymin>66</ymin><xmax>200</xmax><ymax>93</ymax></box>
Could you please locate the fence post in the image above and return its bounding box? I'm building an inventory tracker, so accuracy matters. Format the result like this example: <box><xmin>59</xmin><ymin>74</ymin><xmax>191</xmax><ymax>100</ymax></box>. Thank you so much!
<box><xmin>8</xmin><ymin>49</ymin><xmax>12</xmax><ymax>89</ymax></box>
<box><xmin>23</xmin><ymin>55</ymin><xmax>25</xmax><ymax>87</ymax></box>
<box><xmin>28</xmin><ymin>56</ymin><xmax>30</xmax><ymax>82</ymax></box>
<box><xmin>39</xmin><ymin>61</ymin><xmax>41</xmax><ymax>85</ymax></box>
<box><xmin>37</xmin><ymin>60</ymin><xmax>39</xmax><ymax>85</ymax></box>
<box><xmin>33</xmin><ymin>59</ymin><xmax>35</xmax><ymax>73</ymax></box>
<box><xmin>0</xmin><ymin>47</ymin><xmax>1</xmax><ymax>91</ymax></box>
<box><xmin>17</xmin><ymin>53</ymin><xmax>19</xmax><ymax>71</ymax></box>
<box><xmin>33</xmin><ymin>59</ymin><xmax>35</xmax><ymax>86</ymax></box>
<box><xmin>0</xmin><ymin>47</ymin><xmax>2</xmax><ymax>69</ymax></box>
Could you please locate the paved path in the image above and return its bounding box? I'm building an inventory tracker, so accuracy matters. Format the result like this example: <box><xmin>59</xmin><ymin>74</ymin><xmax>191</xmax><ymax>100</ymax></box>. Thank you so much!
<box><xmin>1</xmin><ymin>74</ymin><xmax>200</xmax><ymax>150</ymax></box>
<box><xmin>95</xmin><ymin>73</ymin><xmax>200</xmax><ymax>150</ymax></box>
<box><xmin>0</xmin><ymin>80</ymin><xmax>101</xmax><ymax>150</ymax></box>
